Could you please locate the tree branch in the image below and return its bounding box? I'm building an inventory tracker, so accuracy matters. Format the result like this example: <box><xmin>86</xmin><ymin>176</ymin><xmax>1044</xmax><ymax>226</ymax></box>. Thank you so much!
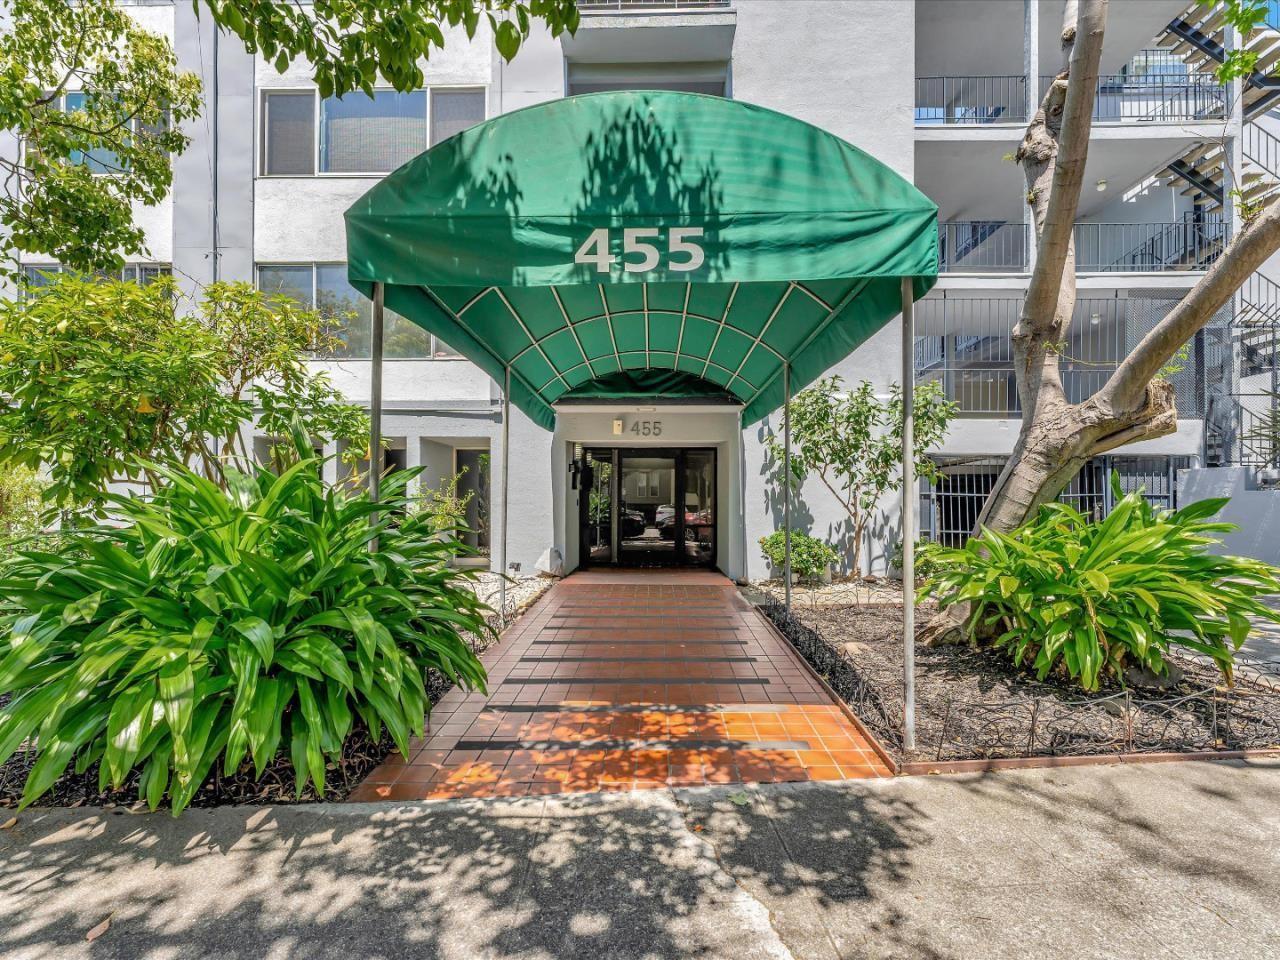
<box><xmin>1104</xmin><ymin>199</ymin><xmax>1280</xmax><ymax>411</ymax></box>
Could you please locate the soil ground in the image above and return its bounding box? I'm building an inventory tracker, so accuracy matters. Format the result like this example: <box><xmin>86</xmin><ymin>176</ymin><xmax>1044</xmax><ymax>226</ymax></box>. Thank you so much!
<box><xmin>742</xmin><ymin>578</ymin><xmax>1280</xmax><ymax>762</ymax></box>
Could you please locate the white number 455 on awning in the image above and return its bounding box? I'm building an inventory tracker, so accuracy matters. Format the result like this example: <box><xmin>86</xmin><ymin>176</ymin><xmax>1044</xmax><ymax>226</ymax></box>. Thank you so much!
<box><xmin>574</xmin><ymin>227</ymin><xmax>705</xmax><ymax>274</ymax></box>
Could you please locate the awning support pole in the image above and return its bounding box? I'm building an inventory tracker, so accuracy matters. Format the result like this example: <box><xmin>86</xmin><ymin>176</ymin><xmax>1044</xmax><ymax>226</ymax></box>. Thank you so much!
<box><xmin>369</xmin><ymin>281</ymin><xmax>384</xmax><ymax>552</ymax></box>
<box><xmin>783</xmin><ymin>361</ymin><xmax>792</xmax><ymax>614</ymax></box>
<box><xmin>499</xmin><ymin>366</ymin><xmax>511</xmax><ymax>622</ymax></box>
<box><xmin>900</xmin><ymin>277</ymin><xmax>917</xmax><ymax>752</ymax></box>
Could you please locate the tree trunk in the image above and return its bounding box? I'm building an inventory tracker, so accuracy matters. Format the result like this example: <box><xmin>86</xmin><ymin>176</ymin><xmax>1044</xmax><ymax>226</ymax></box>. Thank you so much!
<box><xmin>922</xmin><ymin>0</ymin><xmax>1280</xmax><ymax>645</ymax></box>
<box><xmin>977</xmin><ymin>0</ymin><xmax>1280</xmax><ymax>535</ymax></box>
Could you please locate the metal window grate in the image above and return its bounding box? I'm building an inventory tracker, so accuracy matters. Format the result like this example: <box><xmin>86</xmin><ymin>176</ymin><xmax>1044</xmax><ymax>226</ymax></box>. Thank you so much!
<box><xmin>921</xmin><ymin>455</ymin><xmax>1196</xmax><ymax>546</ymax></box>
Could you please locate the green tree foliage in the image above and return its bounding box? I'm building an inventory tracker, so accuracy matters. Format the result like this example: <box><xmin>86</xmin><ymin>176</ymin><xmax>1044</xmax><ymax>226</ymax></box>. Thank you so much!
<box><xmin>766</xmin><ymin>376</ymin><xmax>956</xmax><ymax>575</ymax></box>
<box><xmin>201</xmin><ymin>0</ymin><xmax>580</xmax><ymax>98</ymax></box>
<box><xmin>1207</xmin><ymin>0</ymin><xmax>1274</xmax><ymax>81</ymax></box>
<box><xmin>922</xmin><ymin>476</ymin><xmax>1280</xmax><ymax>691</ymax></box>
<box><xmin>0</xmin><ymin>0</ymin><xmax>201</xmax><ymax>276</ymax></box>
<box><xmin>0</xmin><ymin>274</ymin><xmax>367</xmax><ymax>511</ymax></box>
<box><xmin>0</xmin><ymin>431</ymin><xmax>490</xmax><ymax>814</ymax></box>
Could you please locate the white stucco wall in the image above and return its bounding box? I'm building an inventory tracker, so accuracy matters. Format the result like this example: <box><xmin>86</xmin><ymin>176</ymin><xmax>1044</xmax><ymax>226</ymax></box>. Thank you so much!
<box><xmin>60</xmin><ymin>0</ymin><xmax>1228</xmax><ymax>583</ymax></box>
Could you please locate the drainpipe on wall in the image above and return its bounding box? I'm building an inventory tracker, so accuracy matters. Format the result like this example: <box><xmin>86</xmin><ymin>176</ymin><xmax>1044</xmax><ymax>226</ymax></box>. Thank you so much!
<box><xmin>210</xmin><ymin>25</ymin><xmax>219</xmax><ymax>282</ymax></box>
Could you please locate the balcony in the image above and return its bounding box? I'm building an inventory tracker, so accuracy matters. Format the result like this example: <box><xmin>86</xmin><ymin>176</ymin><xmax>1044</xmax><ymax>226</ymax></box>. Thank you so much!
<box><xmin>915</xmin><ymin>74</ymin><xmax>1225</xmax><ymax>126</ymax></box>
<box><xmin>914</xmin><ymin>295</ymin><xmax>1230</xmax><ymax>419</ymax></box>
<box><xmin>939</xmin><ymin>218</ymin><xmax>1226</xmax><ymax>274</ymax></box>
<box><xmin>566</xmin><ymin>0</ymin><xmax>735</xmax><ymax>63</ymax></box>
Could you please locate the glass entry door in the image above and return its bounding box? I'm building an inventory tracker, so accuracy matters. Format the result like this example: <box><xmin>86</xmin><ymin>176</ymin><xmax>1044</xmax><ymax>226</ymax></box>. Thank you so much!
<box><xmin>618</xmin><ymin>452</ymin><xmax>679</xmax><ymax>566</ymax></box>
<box><xmin>580</xmin><ymin>448</ymin><xmax>614</xmax><ymax>565</ymax></box>
<box><xmin>578</xmin><ymin>447</ymin><xmax>716</xmax><ymax>569</ymax></box>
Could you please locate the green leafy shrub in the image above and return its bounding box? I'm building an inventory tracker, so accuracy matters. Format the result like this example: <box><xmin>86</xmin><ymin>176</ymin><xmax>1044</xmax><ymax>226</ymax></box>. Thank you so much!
<box><xmin>922</xmin><ymin>476</ymin><xmax>1280</xmax><ymax>691</ymax></box>
<box><xmin>0</xmin><ymin>430</ymin><xmax>489</xmax><ymax>814</ymax></box>
<box><xmin>759</xmin><ymin>531</ymin><xmax>839</xmax><ymax>582</ymax></box>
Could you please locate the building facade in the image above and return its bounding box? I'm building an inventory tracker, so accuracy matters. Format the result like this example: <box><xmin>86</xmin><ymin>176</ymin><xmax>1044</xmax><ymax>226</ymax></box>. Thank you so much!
<box><xmin>14</xmin><ymin>0</ymin><xmax>1280</xmax><ymax>579</ymax></box>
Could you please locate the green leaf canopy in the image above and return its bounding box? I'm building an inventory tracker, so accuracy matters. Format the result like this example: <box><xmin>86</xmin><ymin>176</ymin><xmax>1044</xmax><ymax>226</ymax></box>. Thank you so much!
<box><xmin>345</xmin><ymin>91</ymin><xmax>938</xmax><ymax>430</ymax></box>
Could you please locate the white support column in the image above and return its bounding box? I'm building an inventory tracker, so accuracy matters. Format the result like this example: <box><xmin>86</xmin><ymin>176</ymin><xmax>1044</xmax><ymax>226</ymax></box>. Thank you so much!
<box><xmin>783</xmin><ymin>362</ymin><xmax>792</xmax><ymax>614</ymax></box>
<box><xmin>1224</xmin><ymin>23</ymin><xmax>1245</xmax><ymax>241</ymax></box>
<box><xmin>1225</xmin><ymin>23</ymin><xmax>1246</xmax><ymax>460</ymax></box>
<box><xmin>900</xmin><ymin>277</ymin><xmax>917</xmax><ymax>753</ymax></box>
<box><xmin>1023</xmin><ymin>0</ymin><xmax>1039</xmax><ymax>270</ymax></box>
<box><xmin>499</xmin><ymin>367</ymin><xmax>511</xmax><ymax>620</ymax></box>
<box><xmin>369</xmin><ymin>282</ymin><xmax>385</xmax><ymax>550</ymax></box>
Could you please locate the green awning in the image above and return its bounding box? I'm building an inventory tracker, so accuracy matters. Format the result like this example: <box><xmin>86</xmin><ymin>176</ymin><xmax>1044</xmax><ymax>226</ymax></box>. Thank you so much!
<box><xmin>345</xmin><ymin>90</ymin><xmax>937</xmax><ymax>431</ymax></box>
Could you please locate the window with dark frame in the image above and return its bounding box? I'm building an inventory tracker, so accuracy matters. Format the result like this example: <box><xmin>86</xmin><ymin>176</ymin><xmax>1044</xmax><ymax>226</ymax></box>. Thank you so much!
<box><xmin>261</xmin><ymin>91</ymin><xmax>316</xmax><ymax>175</ymax></box>
<box><xmin>261</xmin><ymin>87</ymin><xmax>487</xmax><ymax>176</ymax></box>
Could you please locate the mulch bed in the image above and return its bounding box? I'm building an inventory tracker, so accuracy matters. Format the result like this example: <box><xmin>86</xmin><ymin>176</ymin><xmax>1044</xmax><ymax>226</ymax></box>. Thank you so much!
<box><xmin>0</xmin><ymin>675</ymin><xmax>453</xmax><ymax>812</ymax></box>
<box><xmin>760</xmin><ymin>597</ymin><xmax>1280</xmax><ymax>764</ymax></box>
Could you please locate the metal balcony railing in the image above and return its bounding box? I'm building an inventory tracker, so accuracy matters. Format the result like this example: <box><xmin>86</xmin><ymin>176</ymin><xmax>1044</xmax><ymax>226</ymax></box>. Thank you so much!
<box><xmin>938</xmin><ymin>222</ymin><xmax>1029</xmax><ymax>272</ymax></box>
<box><xmin>1244</xmin><ymin>122</ymin><xmax>1280</xmax><ymax>181</ymax></box>
<box><xmin>914</xmin><ymin>77</ymin><xmax>1028</xmax><ymax>125</ymax></box>
<box><xmin>1074</xmin><ymin>218</ymin><xmax>1226</xmax><ymax>272</ymax></box>
<box><xmin>939</xmin><ymin>219</ymin><xmax>1227</xmax><ymax>274</ymax></box>
<box><xmin>1056</xmin><ymin>74</ymin><xmax>1227</xmax><ymax>122</ymax></box>
<box><xmin>913</xmin><ymin>295</ymin><xmax>1225</xmax><ymax>418</ymax></box>
<box><xmin>916</xmin><ymin>74</ymin><xmax>1226</xmax><ymax>125</ymax></box>
<box><xmin>1221</xmin><ymin>394</ymin><xmax>1280</xmax><ymax>468</ymax></box>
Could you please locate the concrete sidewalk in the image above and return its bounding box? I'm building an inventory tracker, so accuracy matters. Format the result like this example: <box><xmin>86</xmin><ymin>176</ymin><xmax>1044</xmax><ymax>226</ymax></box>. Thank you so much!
<box><xmin>1</xmin><ymin>760</ymin><xmax>1277</xmax><ymax>960</ymax></box>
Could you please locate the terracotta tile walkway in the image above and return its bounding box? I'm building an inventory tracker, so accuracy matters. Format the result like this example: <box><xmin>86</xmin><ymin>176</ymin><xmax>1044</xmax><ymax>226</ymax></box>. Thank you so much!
<box><xmin>349</xmin><ymin>569</ymin><xmax>891</xmax><ymax>801</ymax></box>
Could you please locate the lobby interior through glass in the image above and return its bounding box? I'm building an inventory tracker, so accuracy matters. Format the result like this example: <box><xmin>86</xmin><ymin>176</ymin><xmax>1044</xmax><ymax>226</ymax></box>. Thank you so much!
<box><xmin>577</xmin><ymin>446</ymin><xmax>716</xmax><ymax>568</ymax></box>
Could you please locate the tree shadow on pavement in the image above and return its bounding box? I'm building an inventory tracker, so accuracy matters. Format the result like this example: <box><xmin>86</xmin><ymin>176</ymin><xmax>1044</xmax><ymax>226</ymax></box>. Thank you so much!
<box><xmin>2</xmin><ymin>762</ymin><xmax>1278</xmax><ymax>960</ymax></box>
<box><xmin>0</xmin><ymin>784</ymin><xmax>923</xmax><ymax>960</ymax></box>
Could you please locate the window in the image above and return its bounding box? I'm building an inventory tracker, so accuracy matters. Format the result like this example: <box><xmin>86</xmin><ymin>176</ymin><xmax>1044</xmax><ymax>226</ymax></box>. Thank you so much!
<box><xmin>63</xmin><ymin>92</ymin><xmax>120</xmax><ymax>172</ymax></box>
<box><xmin>257</xmin><ymin>264</ymin><xmax>312</xmax><ymax>304</ymax></box>
<box><xmin>22</xmin><ymin>263</ymin><xmax>170</xmax><ymax>288</ymax></box>
<box><xmin>261</xmin><ymin>87</ymin><xmax>486</xmax><ymax>176</ymax></box>
<box><xmin>261</xmin><ymin>91</ymin><xmax>316</xmax><ymax>175</ymax></box>
<box><xmin>430</xmin><ymin>89</ymin><xmax>486</xmax><ymax>145</ymax></box>
<box><xmin>257</xmin><ymin>263</ymin><xmax>461</xmax><ymax>359</ymax></box>
<box><xmin>43</xmin><ymin>92</ymin><xmax>169</xmax><ymax>174</ymax></box>
<box><xmin>321</xmin><ymin>91</ymin><xmax>427</xmax><ymax>173</ymax></box>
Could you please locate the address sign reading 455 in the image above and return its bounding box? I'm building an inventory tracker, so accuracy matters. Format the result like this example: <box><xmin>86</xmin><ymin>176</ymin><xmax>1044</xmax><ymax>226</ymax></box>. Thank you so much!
<box><xmin>574</xmin><ymin>227</ymin><xmax>706</xmax><ymax>274</ymax></box>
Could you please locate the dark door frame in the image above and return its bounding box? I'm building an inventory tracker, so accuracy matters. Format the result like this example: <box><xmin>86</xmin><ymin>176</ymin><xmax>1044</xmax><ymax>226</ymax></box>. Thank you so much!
<box><xmin>578</xmin><ymin>445</ymin><xmax>717</xmax><ymax>570</ymax></box>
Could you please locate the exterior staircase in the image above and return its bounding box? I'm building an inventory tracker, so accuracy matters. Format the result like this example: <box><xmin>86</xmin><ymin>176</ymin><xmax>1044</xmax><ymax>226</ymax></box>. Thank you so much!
<box><xmin>1158</xmin><ymin>3</ymin><xmax>1280</xmax><ymax>211</ymax></box>
<box><xmin>1151</xmin><ymin>4</ymin><xmax>1280</xmax><ymax>469</ymax></box>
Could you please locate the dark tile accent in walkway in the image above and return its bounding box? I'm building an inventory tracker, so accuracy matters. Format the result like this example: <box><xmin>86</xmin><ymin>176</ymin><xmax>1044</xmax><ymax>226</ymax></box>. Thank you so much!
<box><xmin>350</xmin><ymin>568</ymin><xmax>891</xmax><ymax>801</ymax></box>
